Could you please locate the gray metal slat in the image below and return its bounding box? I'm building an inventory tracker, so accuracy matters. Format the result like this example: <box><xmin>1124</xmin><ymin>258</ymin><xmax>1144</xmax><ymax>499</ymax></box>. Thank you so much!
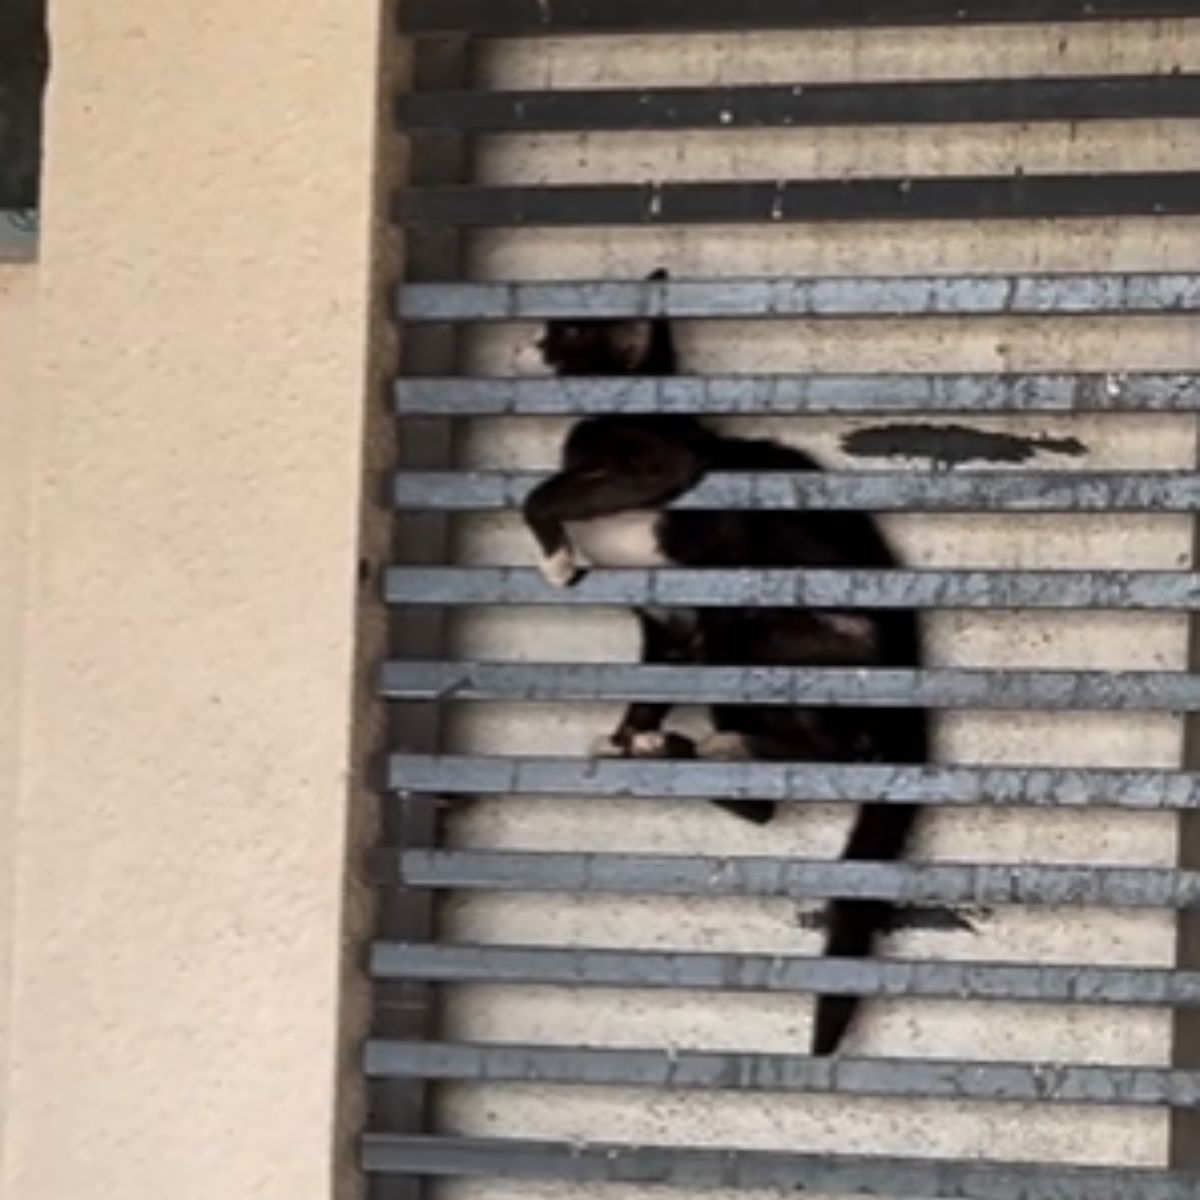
<box><xmin>396</xmin><ymin>75</ymin><xmax>1200</xmax><ymax>134</ymax></box>
<box><xmin>400</xmin><ymin>0</ymin><xmax>1200</xmax><ymax>36</ymax></box>
<box><xmin>391</xmin><ymin>469</ymin><xmax>1200</xmax><ymax>512</ymax></box>
<box><xmin>386</xmin><ymin>754</ymin><xmax>1200</xmax><ymax>810</ymax></box>
<box><xmin>394</xmin><ymin>373</ymin><xmax>1200</xmax><ymax>416</ymax></box>
<box><xmin>363</xmin><ymin>1134</ymin><xmax>1199</xmax><ymax>1198</ymax></box>
<box><xmin>398</xmin><ymin>273</ymin><xmax>1200</xmax><ymax>320</ymax></box>
<box><xmin>371</xmin><ymin>942</ymin><xmax>1200</xmax><ymax>1005</ymax></box>
<box><xmin>384</xmin><ymin>567</ymin><xmax>1200</xmax><ymax>610</ymax></box>
<box><xmin>396</xmin><ymin>173</ymin><xmax>1200</xmax><ymax>228</ymax></box>
<box><xmin>364</xmin><ymin>1039</ymin><xmax>1200</xmax><ymax>1107</ymax></box>
<box><xmin>387</xmin><ymin>849</ymin><xmax>1200</xmax><ymax>908</ymax></box>
<box><xmin>380</xmin><ymin>661</ymin><xmax>1200</xmax><ymax>711</ymax></box>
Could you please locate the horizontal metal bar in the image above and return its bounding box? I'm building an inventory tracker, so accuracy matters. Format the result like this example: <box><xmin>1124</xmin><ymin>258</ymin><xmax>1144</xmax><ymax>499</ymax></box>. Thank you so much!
<box><xmin>0</xmin><ymin>209</ymin><xmax>37</xmax><ymax>264</ymax></box>
<box><xmin>372</xmin><ymin>942</ymin><xmax>1200</xmax><ymax>1005</ymax></box>
<box><xmin>384</xmin><ymin>567</ymin><xmax>1200</xmax><ymax>611</ymax></box>
<box><xmin>395</xmin><ymin>173</ymin><xmax>1200</xmax><ymax>227</ymax></box>
<box><xmin>400</xmin><ymin>0</ymin><xmax>1200</xmax><ymax>37</ymax></box>
<box><xmin>399</xmin><ymin>273</ymin><xmax>1200</xmax><ymax>320</ymax></box>
<box><xmin>398</xmin><ymin>75</ymin><xmax>1200</xmax><ymax>133</ymax></box>
<box><xmin>364</xmin><ymin>1134</ymin><xmax>1198</xmax><ymax>1199</ymax></box>
<box><xmin>386</xmin><ymin>850</ymin><xmax>1200</xmax><ymax>909</ymax></box>
<box><xmin>381</xmin><ymin>661</ymin><xmax>1200</xmax><ymax>711</ymax></box>
<box><xmin>391</xmin><ymin>469</ymin><xmax>1200</xmax><ymax>512</ymax></box>
<box><xmin>386</xmin><ymin>754</ymin><xmax>1200</xmax><ymax>810</ymax></box>
<box><xmin>394</xmin><ymin>374</ymin><xmax>1200</xmax><ymax>415</ymax></box>
<box><xmin>365</xmin><ymin>1039</ymin><xmax>1200</xmax><ymax>1107</ymax></box>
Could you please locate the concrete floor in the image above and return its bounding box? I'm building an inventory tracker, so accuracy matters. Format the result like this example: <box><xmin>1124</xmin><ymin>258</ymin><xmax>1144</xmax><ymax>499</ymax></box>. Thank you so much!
<box><xmin>431</xmin><ymin>19</ymin><xmax>1200</xmax><ymax>1196</ymax></box>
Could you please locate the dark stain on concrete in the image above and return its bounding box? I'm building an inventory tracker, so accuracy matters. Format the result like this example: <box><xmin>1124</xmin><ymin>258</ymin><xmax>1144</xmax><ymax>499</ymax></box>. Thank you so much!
<box><xmin>797</xmin><ymin>905</ymin><xmax>988</xmax><ymax>935</ymax></box>
<box><xmin>841</xmin><ymin>422</ymin><xmax>1088</xmax><ymax>469</ymax></box>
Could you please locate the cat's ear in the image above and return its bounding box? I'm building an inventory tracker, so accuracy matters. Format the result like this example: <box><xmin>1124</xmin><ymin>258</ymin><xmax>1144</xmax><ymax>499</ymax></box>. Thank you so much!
<box><xmin>608</xmin><ymin>319</ymin><xmax>655</xmax><ymax>369</ymax></box>
<box><xmin>609</xmin><ymin>271</ymin><xmax>670</xmax><ymax>367</ymax></box>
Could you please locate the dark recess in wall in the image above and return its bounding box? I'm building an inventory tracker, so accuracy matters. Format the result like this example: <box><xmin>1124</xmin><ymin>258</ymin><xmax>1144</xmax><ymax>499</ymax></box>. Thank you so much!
<box><xmin>0</xmin><ymin>0</ymin><xmax>48</xmax><ymax>209</ymax></box>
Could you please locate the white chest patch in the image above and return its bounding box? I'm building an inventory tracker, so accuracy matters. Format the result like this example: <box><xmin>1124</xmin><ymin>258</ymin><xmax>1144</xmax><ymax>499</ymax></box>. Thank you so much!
<box><xmin>565</xmin><ymin>510</ymin><xmax>669</xmax><ymax>568</ymax></box>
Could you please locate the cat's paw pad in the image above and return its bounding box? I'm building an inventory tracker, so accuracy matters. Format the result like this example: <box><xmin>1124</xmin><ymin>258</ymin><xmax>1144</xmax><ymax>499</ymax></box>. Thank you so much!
<box><xmin>539</xmin><ymin>548</ymin><xmax>581</xmax><ymax>589</ymax></box>
<box><xmin>590</xmin><ymin>734</ymin><xmax>628</xmax><ymax>759</ymax></box>
<box><xmin>630</xmin><ymin>731</ymin><xmax>697</xmax><ymax>759</ymax></box>
<box><xmin>629</xmin><ymin>731</ymin><xmax>669</xmax><ymax>757</ymax></box>
<box><xmin>699</xmin><ymin>732</ymin><xmax>753</xmax><ymax>761</ymax></box>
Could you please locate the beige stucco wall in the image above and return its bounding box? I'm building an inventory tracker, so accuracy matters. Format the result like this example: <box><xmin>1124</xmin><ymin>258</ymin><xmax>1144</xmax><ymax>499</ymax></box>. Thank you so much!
<box><xmin>0</xmin><ymin>263</ymin><xmax>38</xmax><ymax>1193</ymax></box>
<box><xmin>1</xmin><ymin>2</ymin><xmax>388</xmax><ymax>1197</ymax></box>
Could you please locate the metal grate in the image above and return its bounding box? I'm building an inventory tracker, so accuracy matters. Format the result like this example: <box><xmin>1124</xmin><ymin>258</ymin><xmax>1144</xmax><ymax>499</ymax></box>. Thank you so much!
<box><xmin>373</xmin><ymin>4</ymin><xmax>1200</xmax><ymax>1197</ymax></box>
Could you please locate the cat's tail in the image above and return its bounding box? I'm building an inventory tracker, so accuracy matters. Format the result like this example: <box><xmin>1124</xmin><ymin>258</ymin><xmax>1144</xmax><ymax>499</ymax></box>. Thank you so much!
<box><xmin>811</xmin><ymin>801</ymin><xmax>920</xmax><ymax>1056</ymax></box>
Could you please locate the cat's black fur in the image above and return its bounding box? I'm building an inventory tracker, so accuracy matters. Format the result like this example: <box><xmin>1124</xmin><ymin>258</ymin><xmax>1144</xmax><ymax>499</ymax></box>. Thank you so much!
<box><xmin>521</xmin><ymin>271</ymin><xmax>930</xmax><ymax>1056</ymax></box>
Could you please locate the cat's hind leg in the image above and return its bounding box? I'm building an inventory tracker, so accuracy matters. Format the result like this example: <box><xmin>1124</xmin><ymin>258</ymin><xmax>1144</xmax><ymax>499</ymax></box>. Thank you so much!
<box><xmin>694</xmin><ymin>730</ymin><xmax>788</xmax><ymax>825</ymax></box>
<box><xmin>592</xmin><ymin>611</ymin><xmax>697</xmax><ymax>757</ymax></box>
<box><xmin>694</xmin><ymin>713</ymin><xmax>836</xmax><ymax>825</ymax></box>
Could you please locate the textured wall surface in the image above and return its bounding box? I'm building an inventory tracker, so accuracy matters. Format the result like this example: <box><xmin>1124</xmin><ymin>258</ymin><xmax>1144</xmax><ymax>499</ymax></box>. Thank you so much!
<box><xmin>1</xmin><ymin>3</ymin><xmax>384</xmax><ymax>1197</ymax></box>
<box><xmin>0</xmin><ymin>263</ymin><xmax>37</xmax><ymax>1193</ymax></box>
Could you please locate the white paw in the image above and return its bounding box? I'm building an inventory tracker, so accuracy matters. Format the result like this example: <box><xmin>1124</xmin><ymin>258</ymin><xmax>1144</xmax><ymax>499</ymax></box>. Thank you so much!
<box><xmin>629</xmin><ymin>731</ymin><xmax>668</xmax><ymax>757</ymax></box>
<box><xmin>590</xmin><ymin>734</ymin><xmax>627</xmax><ymax>759</ymax></box>
<box><xmin>539</xmin><ymin>548</ymin><xmax>578</xmax><ymax>588</ymax></box>
<box><xmin>699</xmin><ymin>732</ymin><xmax>752</xmax><ymax>761</ymax></box>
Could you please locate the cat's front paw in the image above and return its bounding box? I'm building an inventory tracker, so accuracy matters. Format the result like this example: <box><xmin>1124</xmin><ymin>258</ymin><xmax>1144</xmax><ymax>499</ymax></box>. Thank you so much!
<box><xmin>629</xmin><ymin>731</ymin><xmax>669</xmax><ymax>758</ymax></box>
<box><xmin>629</xmin><ymin>730</ymin><xmax>696</xmax><ymax>759</ymax></box>
<box><xmin>590</xmin><ymin>731</ymin><xmax>696</xmax><ymax>759</ymax></box>
<box><xmin>539</xmin><ymin>548</ymin><xmax>582</xmax><ymax>589</ymax></box>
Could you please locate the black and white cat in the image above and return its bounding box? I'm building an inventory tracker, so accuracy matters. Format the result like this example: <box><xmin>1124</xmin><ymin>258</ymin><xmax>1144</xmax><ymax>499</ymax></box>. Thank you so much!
<box><xmin>520</xmin><ymin>272</ymin><xmax>930</xmax><ymax>1056</ymax></box>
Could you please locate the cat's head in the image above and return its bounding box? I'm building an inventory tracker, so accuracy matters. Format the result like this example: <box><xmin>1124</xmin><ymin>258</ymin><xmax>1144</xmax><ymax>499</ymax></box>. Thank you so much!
<box><xmin>537</xmin><ymin>269</ymin><xmax>675</xmax><ymax>376</ymax></box>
